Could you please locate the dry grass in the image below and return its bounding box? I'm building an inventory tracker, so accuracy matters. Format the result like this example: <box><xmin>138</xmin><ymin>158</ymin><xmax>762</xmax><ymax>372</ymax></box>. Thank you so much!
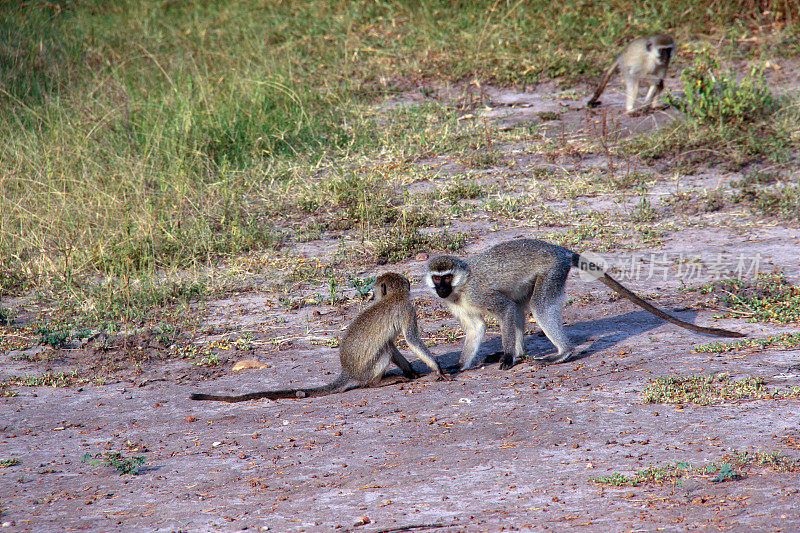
<box><xmin>1</xmin><ymin>0</ymin><xmax>798</xmax><ymax>323</ymax></box>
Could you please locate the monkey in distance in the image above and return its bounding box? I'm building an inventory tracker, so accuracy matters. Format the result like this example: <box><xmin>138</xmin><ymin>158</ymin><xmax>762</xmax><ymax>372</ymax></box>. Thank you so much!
<box><xmin>191</xmin><ymin>273</ymin><xmax>448</xmax><ymax>403</ymax></box>
<box><xmin>425</xmin><ymin>239</ymin><xmax>744</xmax><ymax>371</ymax></box>
<box><xmin>587</xmin><ymin>34</ymin><xmax>674</xmax><ymax>115</ymax></box>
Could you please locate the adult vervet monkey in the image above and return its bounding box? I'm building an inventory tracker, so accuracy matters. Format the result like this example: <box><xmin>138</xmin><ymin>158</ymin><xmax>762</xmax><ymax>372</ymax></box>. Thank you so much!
<box><xmin>587</xmin><ymin>34</ymin><xmax>675</xmax><ymax>114</ymax></box>
<box><xmin>191</xmin><ymin>273</ymin><xmax>448</xmax><ymax>403</ymax></box>
<box><xmin>425</xmin><ymin>239</ymin><xmax>744</xmax><ymax>370</ymax></box>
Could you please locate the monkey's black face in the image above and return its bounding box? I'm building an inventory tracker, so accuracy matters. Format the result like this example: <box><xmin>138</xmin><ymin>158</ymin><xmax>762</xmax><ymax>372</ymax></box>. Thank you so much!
<box><xmin>658</xmin><ymin>46</ymin><xmax>673</xmax><ymax>64</ymax></box>
<box><xmin>430</xmin><ymin>273</ymin><xmax>453</xmax><ymax>298</ymax></box>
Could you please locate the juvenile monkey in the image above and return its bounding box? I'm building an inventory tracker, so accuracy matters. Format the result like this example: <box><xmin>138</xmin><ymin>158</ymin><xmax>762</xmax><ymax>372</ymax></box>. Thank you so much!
<box><xmin>191</xmin><ymin>273</ymin><xmax>448</xmax><ymax>403</ymax></box>
<box><xmin>587</xmin><ymin>34</ymin><xmax>674</xmax><ymax>115</ymax></box>
<box><xmin>425</xmin><ymin>239</ymin><xmax>744</xmax><ymax>371</ymax></box>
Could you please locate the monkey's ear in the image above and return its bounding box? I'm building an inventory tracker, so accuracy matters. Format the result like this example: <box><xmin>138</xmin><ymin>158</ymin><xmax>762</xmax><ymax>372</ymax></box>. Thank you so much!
<box><xmin>381</xmin><ymin>283</ymin><xmax>387</xmax><ymax>297</ymax></box>
<box><xmin>646</xmin><ymin>41</ymin><xmax>652</xmax><ymax>52</ymax></box>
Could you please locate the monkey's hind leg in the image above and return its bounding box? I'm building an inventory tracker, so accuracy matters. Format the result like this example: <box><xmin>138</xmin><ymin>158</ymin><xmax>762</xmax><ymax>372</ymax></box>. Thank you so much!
<box><xmin>388</xmin><ymin>342</ymin><xmax>419</xmax><ymax>379</ymax></box>
<box><xmin>532</xmin><ymin>302</ymin><xmax>575</xmax><ymax>363</ymax></box>
<box><xmin>531</xmin><ymin>265</ymin><xmax>575</xmax><ymax>364</ymax></box>
<box><xmin>367</xmin><ymin>345</ymin><xmax>412</xmax><ymax>388</ymax></box>
<box><xmin>531</xmin><ymin>300</ymin><xmax>575</xmax><ymax>363</ymax></box>
<box><xmin>498</xmin><ymin>305</ymin><xmax>526</xmax><ymax>370</ymax></box>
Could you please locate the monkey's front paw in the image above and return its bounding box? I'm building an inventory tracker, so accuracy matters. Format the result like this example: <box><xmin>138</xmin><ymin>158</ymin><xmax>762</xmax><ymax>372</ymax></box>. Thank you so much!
<box><xmin>435</xmin><ymin>372</ymin><xmax>454</xmax><ymax>381</ymax></box>
<box><xmin>586</xmin><ymin>100</ymin><xmax>601</xmax><ymax>108</ymax></box>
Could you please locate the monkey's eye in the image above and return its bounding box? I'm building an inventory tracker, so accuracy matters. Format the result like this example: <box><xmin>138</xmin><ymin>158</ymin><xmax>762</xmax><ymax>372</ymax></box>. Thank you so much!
<box><xmin>443</xmin><ymin>274</ymin><xmax>452</xmax><ymax>283</ymax></box>
<box><xmin>432</xmin><ymin>275</ymin><xmax>441</xmax><ymax>283</ymax></box>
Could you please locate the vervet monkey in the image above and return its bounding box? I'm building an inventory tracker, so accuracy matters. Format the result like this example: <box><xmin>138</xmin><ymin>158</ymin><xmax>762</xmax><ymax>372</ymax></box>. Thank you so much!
<box><xmin>587</xmin><ymin>34</ymin><xmax>674</xmax><ymax>115</ymax></box>
<box><xmin>425</xmin><ymin>239</ymin><xmax>744</xmax><ymax>370</ymax></box>
<box><xmin>191</xmin><ymin>273</ymin><xmax>448</xmax><ymax>403</ymax></box>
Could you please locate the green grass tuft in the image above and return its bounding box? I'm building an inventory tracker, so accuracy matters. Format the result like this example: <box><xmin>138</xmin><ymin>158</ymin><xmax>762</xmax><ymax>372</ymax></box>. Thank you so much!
<box><xmin>590</xmin><ymin>450</ymin><xmax>798</xmax><ymax>487</ymax></box>
<box><xmin>694</xmin><ymin>333</ymin><xmax>800</xmax><ymax>353</ymax></box>
<box><xmin>699</xmin><ymin>271</ymin><xmax>800</xmax><ymax>324</ymax></box>
<box><xmin>642</xmin><ymin>374</ymin><xmax>800</xmax><ymax>405</ymax></box>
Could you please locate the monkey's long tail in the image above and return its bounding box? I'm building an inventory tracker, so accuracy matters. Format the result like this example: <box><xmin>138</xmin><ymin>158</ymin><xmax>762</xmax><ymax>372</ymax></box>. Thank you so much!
<box><xmin>190</xmin><ymin>374</ymin><xmax>356</xmax><ymax>403</ymax></box>
<box><xmin>573</xmin><ymin>254</ymin><xmax>745</xmax><ymax>338</ymax></box>
<box><xmin>587</xmin><ymin>63</ymin><xmax>617</xmax><ymax>107</ymax></box>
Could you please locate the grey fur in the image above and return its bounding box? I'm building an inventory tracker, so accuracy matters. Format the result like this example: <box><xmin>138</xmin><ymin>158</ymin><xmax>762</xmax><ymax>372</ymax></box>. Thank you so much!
<box><xmin>191</xmin><ymin>273</ymin><xmax>448</xmax><ymax>403</ymax></box>
<box><xmin>425</xmin><ymin>238</ymin><xmax>744</xmax><ymax>371</ymax></box>
<box><xmin>587</xmin><ymin>34</ymin><xmax>674</xmax><ymax>114</ymax></box>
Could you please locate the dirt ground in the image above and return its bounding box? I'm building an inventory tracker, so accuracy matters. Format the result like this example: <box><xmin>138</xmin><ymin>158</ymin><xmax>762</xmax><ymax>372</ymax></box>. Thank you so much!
<box><xmin>2</xmin><ymin>74</ymin><xmax>800</xmax><ymax>532</ymax></box>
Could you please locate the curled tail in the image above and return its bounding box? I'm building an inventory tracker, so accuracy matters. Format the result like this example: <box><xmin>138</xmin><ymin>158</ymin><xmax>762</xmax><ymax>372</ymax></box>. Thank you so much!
<box><xmin>573</xmin><ymin>254</ymin><xmax>745</xmax><ymax>338</ymax></box>
<box><xmin>190</xmin><ymin>374</ymin><xmax>356</xmax><ymax>403</ymax></box>
<box><xmin>587</xmin><ymin>62</ymin><xmax>618</xmax><ymax>107</ymax></box>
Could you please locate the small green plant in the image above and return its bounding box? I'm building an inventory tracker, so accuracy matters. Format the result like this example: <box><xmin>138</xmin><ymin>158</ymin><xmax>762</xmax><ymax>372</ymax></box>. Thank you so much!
<box><xmin>642</xmin><ymin>374</ymin><xmax>800</xmax><ymax>405</ymax></box>
<box><xmin>700</xmin><ymin>271</ymin><xmax>800</xmax><ymax>324</ymax></box>
<box><xmin>732</xmin><ymin>181</ymin><xmax>800</xmax><ymax>221</ymax></box>
<box><xmin>157</xmin><ymin>325</ymin><xmax>180</xmax><ymax>345</ymax></box>
<box><xmin>349</xmin><ymin>276</ymin><xmax>377</xmax><ymax>299</ymax></box>
<box><xmin>439</xmin><ymin>180</ymin><xmax>485</xmax><ymax>205</ymax></box>
<box><xmin>36</xmin><ymin>328</ymin><xmax>70</xmax><ymax>348</ymax></box>
<box><xmin>536</xmin><ymin>111</ymin><xmax>561</xmax><ymax>121</ymax></box>
<box><xmin>694</xmin><ymin>332</ymin><xmax>800</xmax><ymax>353</ymax></box>
<box><xmin>0</xmin><ymin>458</ymin><xmax>21</xmax><ymax>468</ymax></box>
<box><xmin>232</xmin><ymin>334</ymin><xmax>254</xmax><ymax>351</ymax></box>
<box><xmin>661</xmin><ymin>188</ymin><xmax>726</xmax><ymax>215</ymax></box>
<box><xmin>589</xmin><ymin>472</ymin><xmax>633</xmax><ymax>486</ymax></box>
<box><xmin>1</xmin><ymin>371</ymin><xmax>88</xmax><ymax>389</ymax></box>
<box><xmin>630</xmin><ymin>197</ymin><xmax>658</xmax><ymax>223</ymax></box>
<box><xmin>193</xmin><ymin>353</ymin><xmax>221</xmax><ymax>367</ymax></box>
<box><xmin>603</xmin><ymin>172</ymin><xmax>649</xmax><ymax>191</ymax></box>
<box><xmin>82</xmin><ymin>452</ymin><xmax>146</xmax><ymax>475</ymax></box>
<box><xmin>590</xmin><ymin>462</ymin><xmax>687</xmax><ymax>487</ymax></box>
<box><xmin>703</xmin><ymin>187</ymin><xmax>725</xmax><ymax>212</ymax></box>
<box><xmin>327</xmin><ymin>276</ymin><xmax>342</xmax><ymax>304</ymax></box>
<box><xmin>733</xmin><ymin>171</ymin><xmax>780</xmax><ymax>188</ymax></box>
<box><xmin>711</xmin><ymin>463</ymin><xmax>739</xmax><ymax>482</ymax></box>
<box><xmin>736</xmin><ymin>450</ymin><xmax>799</xmax><ymax>472</ymax></box>
<box><xmin>484</xmin><ymin>196</ymin><xmax>527</xmax><ymax>219</ymax></box>
<box><xmin>463</xmin><ymin>148</ymin><xmax>502</xmax><ymax>169</ymax></box>
<box><xmin>278</xmin><ymin>295</ymin><xmax>303</xmax><ymax>311</ymax></box>
<box><xmin>669</xmin><ymin>53</ymin><xmax>775</xmax><ymax>127</ymax></box>
<box><xmin>375</xmin><ymin>227</ymin><xmax>467</xmax><ymax>265</ymax></box>
<box><xmin>591</xmin><ymin>451</ymin><xmax>796</xmax><ymax>488</ymax></box>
